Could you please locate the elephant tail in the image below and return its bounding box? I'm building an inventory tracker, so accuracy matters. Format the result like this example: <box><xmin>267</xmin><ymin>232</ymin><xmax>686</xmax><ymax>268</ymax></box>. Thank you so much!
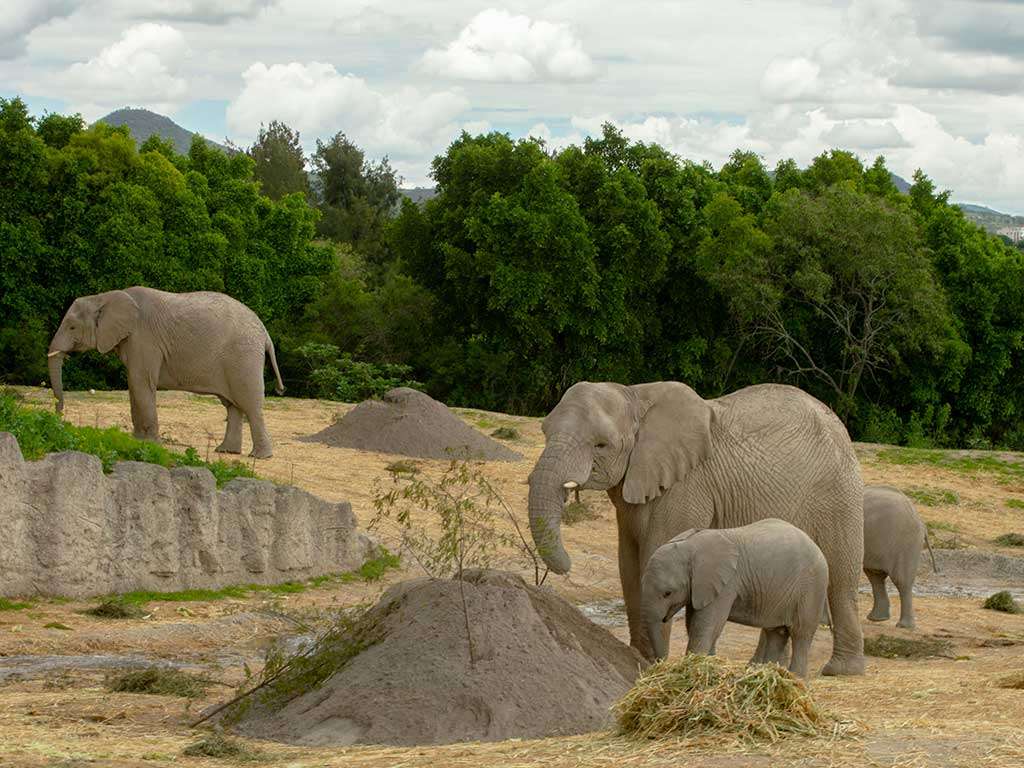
<box><xmin>265</xmin><ymin>333</ymin><xmax>285</xmax><ymax>395</ymax></box>
<box><xmin>924</xmin><ymin>530</ymin><xmax>939</xmax><ymax>573</ymax></box>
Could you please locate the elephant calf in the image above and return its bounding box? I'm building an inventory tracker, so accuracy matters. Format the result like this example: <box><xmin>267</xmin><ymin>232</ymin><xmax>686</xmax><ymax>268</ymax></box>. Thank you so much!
<box><xmin>863</xmin><ymin>485</ymin><xmax>937</xmax><ymax>629</ymax></box>
<box><xmin>641</xmin><ymin>518</ymin><xmax>828</xmax><ymax>678</ymax></box>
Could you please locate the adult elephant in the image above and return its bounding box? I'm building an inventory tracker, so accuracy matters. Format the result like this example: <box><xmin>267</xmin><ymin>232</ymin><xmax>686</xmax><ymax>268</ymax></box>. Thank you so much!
<box><xmin>47</xmin><ymin>287</ymin><xmax>284</xmax><ymax>458</ymax></box>
<box><xmin>527</xmin><ymin>381</ymin><xmax>865</xmax><ymax>676</ymax></box>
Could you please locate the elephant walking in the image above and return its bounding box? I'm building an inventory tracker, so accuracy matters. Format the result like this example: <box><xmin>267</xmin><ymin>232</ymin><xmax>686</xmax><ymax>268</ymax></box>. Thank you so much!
<box><xmin>527</xmin><ymin>381</ymin><xmax>865</xmax><ymax>676</ymax></box>
<box><xmin>47</xmin><ymin>287</ymin><xmax>284</xmax><ymax>458</ymax></box>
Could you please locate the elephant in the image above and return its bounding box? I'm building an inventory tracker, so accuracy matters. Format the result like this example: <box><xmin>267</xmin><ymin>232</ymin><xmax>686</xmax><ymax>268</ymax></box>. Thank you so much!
<box><xmin>862</xmin><ymin>484</ymin><xmax>937</xmax><ymax>628</ymax></box>
<box><xmin>47</xmin><ymin>287</ymin><xmax>284</xmax><ymax>458</ymax></box>
<box><xmin>527</xmin><ymin>381</ymin><xmax>865</xmax><ymax>676</ymax></box>
<box><xmin>641</xmin><ymin>519</ymin><xmax>828</xmax><ymax>677</ymax></box>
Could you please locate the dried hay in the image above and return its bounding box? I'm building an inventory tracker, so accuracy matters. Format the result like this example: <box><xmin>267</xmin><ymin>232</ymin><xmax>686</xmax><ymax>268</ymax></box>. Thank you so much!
<box><xmin>997</xmin><ymin>672</ymin><xmax>1024</xmax><ymax>690</ymax></box>
<box><xmin>106</xmin><ymin>667</ymin><xmax>210</xmax><ymax>698</ymax></box>
<box><xmin>182</xmin><ymin>731</ymin><xmax>265</xmax><ymax>761</ymax></box>
<box><xmin>614</xmin><ymin>655</ymin><xmax>833</xmax><ymax>743</ymax></box>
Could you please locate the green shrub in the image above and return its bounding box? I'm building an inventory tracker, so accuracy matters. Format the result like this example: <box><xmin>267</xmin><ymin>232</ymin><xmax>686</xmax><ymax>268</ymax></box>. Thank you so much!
<box><xmin>490</xmin><ymin>426</ymin><xmax>520</xmax><ymax>440</ymax></box>
<box><xmin>0</xmin><ymin>393</ymin><xmax>255</xmax><ymax>486</ymax></box>
<box><xmin>298</xmin><ymin>343</ymin><xmax>422</xmax><ymax>402</ymax></box>
<box><xmin>182</xmin><ymin>733</ymin><xmax>263</xmax><ymax>761</ymax></box>
<box><xmin>983</xmin><ymin>591</ymin><xmax>1022</xmax><ymax>614</ymax></box>
<box><xmin>83</xmin><ymin>599</ymin><xmax>145</xmax><ymax>619</ymax></box>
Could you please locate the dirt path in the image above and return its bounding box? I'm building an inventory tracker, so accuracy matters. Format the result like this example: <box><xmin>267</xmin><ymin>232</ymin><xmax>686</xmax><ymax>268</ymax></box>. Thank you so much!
<box><xmin>2</xmin><ymin>388</ymin><xmax>1024</xmax><ymax>767</ymax></box>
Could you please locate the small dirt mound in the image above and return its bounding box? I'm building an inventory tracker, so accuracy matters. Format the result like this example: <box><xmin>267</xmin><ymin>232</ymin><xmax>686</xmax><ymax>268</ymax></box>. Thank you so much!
<box><xmin>225</xmin><ymin>570</ymin><xmax>643</xmax><ymax>746</ymax></box>
<box><xmin>301</xmin><ymin>388</ymin><xmax>522</xmax><ymax>462</ymax></box>
<box><xmin>615</xmin><ymin>655</ymin><xmax>832</xmax><ymax>742</ymax></box>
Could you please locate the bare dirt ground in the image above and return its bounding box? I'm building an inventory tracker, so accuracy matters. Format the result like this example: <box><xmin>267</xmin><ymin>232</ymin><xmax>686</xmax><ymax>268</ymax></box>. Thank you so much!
<box><xmin>2</xmin><ymin>388</ymin><xmax>1023</xmax><ymax>767</ymax></box>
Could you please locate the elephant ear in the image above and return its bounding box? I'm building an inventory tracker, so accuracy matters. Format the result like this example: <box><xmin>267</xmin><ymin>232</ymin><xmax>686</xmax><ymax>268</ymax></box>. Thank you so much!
<box><xmin>689</xmin><ymin>530</ymin><xmax>739</xmax><ymax>610</ymax></box>
<box><xmin>668</xmin><ymin>528</ymin><xmax>701</xmax><ymax>545</ymax></box>
<box><xmin>95</xmin><ymin>290</ymin><xmax>139</xmax><ymax>353</ymax></box>
<box><xmin>622</xmin><ymin>382</ymin><xmax>715</xmax><ymax>505</ymax></box>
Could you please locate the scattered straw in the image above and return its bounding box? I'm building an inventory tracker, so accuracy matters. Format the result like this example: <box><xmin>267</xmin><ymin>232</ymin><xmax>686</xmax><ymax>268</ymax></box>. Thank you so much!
<box><xmin>182</xmin><ymin>732</ymin><xmax>264</xmax><ymax>761</ymax></box>
<box><xmin>614</xmin><ymin>655</ymin><xmax>833</xmax><ymax>743</ymax></box>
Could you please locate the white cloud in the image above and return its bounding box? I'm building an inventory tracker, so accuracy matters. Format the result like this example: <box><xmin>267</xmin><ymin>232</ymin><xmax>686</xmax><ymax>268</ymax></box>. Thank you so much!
<box><xmin>57</xmin><ymin>23</ymin><xmax>189</xmax><ymax>119</ymax></box>
<box><xmin>0</xmin><ymin>0</ymin><xmax>76</xmax><ymax>59</ymax></box>
<box><xmin>226</xmin><ymin>61</ymin><xmax>469</xmax><ymax>159</ymax></box>
<box><xmin>822</xmin><ymin>120</ymin><xmax>909</xmax><ymax>149</ymax></box>
<box><xmin>761</xmin><ymin>57</ymin><xmax>821</xmax><ymax>102</ymax></box>
<box><xmin>421</xmin><ymin>9</ymin><xmax>595</xmax><ymax>82</ymax></box>
<box><xmin>120</xmin><ymin>0</ymin><xmax>275</xmax><ymax>23</ymax></box>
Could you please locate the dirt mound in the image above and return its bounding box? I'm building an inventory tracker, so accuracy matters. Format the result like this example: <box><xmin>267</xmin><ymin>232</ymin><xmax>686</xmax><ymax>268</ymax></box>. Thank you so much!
<box><xmin>227</xmin><ymin>570</ymin><xmax>644</xmax><ymax>746</ymax></box>
<box><xmin>301</xmin><ymin>388</ymin><xmax>522</xmax><ymax>461</ymax></box>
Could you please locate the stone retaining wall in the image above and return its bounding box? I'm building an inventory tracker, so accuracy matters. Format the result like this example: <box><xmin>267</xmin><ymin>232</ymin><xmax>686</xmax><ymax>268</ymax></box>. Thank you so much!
<box><xmin>0</xmin><ymin>432</ymin><xmax>375</xmax><ymax>598</ymax></box>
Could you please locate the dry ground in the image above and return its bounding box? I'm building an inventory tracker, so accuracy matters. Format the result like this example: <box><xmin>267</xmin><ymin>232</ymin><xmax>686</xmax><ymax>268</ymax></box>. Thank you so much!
<box><xmin>2</xmin><ymin>388</ymin><xmax>1023</xmax><ymax>768</ymax></box>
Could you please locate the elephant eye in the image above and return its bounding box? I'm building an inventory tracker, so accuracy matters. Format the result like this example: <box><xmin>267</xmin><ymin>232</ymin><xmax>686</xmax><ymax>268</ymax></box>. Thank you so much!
<box><xmin>663</xmin><ymin>591</ymin><xmax>672</xmax><ymax>598</ymax></box>
<box><xmin>595</xmin><ymin>441</ymin><xmax>608</xmax><ymax>449</ymax></box>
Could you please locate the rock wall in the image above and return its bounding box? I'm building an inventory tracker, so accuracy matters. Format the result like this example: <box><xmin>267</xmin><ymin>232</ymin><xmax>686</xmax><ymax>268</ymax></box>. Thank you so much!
<box><xmin>0</xmin><ymin>432</ymin><xmax>376</xmax><ymax>598</ymax></box>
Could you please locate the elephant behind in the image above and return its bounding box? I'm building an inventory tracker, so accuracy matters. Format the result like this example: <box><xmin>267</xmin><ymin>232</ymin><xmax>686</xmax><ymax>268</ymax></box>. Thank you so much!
<box><xmin>527</xmin><ymin>381</ymin><xmax>865</xmax><ymax>676</ymax></box>
<box><xmin>863</xmin><ymin>484</ymin><xmax>936</xmax><ymax>628</ymax></box>
<box><xmin>48</xmin><ymin>287</ymin><xmax>284</xmax><ymax>458</ymax></box>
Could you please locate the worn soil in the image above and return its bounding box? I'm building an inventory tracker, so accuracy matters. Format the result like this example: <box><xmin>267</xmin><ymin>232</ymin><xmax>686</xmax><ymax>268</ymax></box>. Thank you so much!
<box><xmin>231</xmin><ymin>570</ymin><xmax>644</xmax><ymax>746</ymax></box>
<box><xmin>300</xmin><ymin>387</ymin><xmax>522</xmax><ymax>461</ymax></box>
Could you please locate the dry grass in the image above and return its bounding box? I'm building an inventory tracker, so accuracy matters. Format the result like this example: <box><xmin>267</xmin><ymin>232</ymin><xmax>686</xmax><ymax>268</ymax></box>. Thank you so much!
<box><xmin>863</xmin><ymin>634</ymin><xmax>954</xmax><ymax>659</ymax></box>
<box><xmin>105</xmin><ymin>667</ymin><xmax>210</xmax><ymax>698</ymax></box>
<box><xmin>615</xmin><ymin>655</ymin><xmax>836</xmax><ymax>742</ymax></box>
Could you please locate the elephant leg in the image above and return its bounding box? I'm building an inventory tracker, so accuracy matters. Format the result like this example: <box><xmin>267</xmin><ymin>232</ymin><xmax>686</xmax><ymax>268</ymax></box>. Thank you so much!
<box><xmin>892</xmin><ymin>568</ymin><xmax>916</xmax><ymax>629</ymax></box>
<box><xmin>788</xmin><ymin>628</ymin><xmax>814</xmax><ymax>678</ymax></box>
<box><xmin>216</xmin><ymin>398</ymin><xmax>244</xmax><ymax>454</ymax></box>
<box><xmin>127</xmin><ymin>368</ymin><xmax>159</xmax><ymax>441</ymax></box>
<box><xmin>866</xmin><ymin>570</ymin><xmax>891</xmax><ymax>622</ymax></box>
<box><xmin>764</xmin><ymin>627</ymin><xmax>790</xmax><ymax>665</ymax></box>
<box><xmin>245</xmin><ymin>401</ymin><xmax>273</xmax><ymax>459</ymax></box>
<box><xmin>685</xmin><ymin>599</ymin><xmax>731</xmax><ymax>657</ymax></box>
<box><xmin>819</xmin><ymin>525</ymin><xmax>866</xmax><ymax>676</ymax></box>
<box><xmin>751</xmin><ymin>629</ymin><xmax>772</xmax><ymax>664</ymax></box>
<box><xmin>620</xmin><ymin>534</ymin><xmax>656</xmax><ymax>660</ymax></box>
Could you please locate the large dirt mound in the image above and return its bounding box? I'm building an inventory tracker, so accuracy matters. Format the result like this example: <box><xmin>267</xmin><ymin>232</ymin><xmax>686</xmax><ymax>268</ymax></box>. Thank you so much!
<box><xmin>228</xmin><ymin>570</ymin><xmax>644</xmax><ymax>746</ymax></box>
<box><xmin>301</xmin><ymin>387</ymin><xmax>522</xmax><ymax>461</ymax></box>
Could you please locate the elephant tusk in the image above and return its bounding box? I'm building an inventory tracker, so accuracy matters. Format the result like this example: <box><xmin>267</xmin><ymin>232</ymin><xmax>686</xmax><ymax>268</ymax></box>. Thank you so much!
<box><xmin>563</xmin><ymin>481</ymin><xmax>578</xmax><ymax>489</ymax></box>
<box><xmin>47</xmin><ymin>350</ymin><xmax>62</xmax><ymax>358</ymax></box>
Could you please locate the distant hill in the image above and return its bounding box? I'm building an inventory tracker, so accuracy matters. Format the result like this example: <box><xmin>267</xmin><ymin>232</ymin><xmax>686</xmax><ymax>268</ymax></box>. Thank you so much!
<box><xmin>957</xmin><ymin>203</ymin><xmax>1024</xmax><ymax>234</ymax></box>
<box><xmin>889</xmin><ymin>173</ymin><xmax>911</xmax><ymax>194</ymax></box>
<box><xmin>95</xmin><ymin>108</ymin><xmax>234</xmax><ymax>155</ymax></box>
<box><xmin>400</xmin><ymin>187</ymin><xmax>436</xmax><ymax>205</ymax></box>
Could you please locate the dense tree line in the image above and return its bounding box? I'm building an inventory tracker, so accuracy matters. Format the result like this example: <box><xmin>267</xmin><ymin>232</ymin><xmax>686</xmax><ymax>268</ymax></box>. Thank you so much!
<box><xmin>3</xmin><ymin>96</ymin><xmax>1024</xmax><ymax>449</ymax></box>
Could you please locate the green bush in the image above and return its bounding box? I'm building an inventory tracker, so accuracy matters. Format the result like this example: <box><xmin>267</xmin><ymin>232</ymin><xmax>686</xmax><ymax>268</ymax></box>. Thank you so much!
<box><xmin>0</xmin><ymin>393</ymin><xmax>255</xmax><ymax>486</ymax></box>
<box><xmin>298</xmin><ymin>342</ymin><xmax>422</xmax><ymax>402</ymax></box>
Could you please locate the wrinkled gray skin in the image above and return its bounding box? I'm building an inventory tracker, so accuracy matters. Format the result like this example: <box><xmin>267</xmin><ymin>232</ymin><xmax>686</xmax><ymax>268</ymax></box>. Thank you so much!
<box><xmin>862</xmin><ymin>484</ymin><xmax>936</xmax><ymax>628</ymax></box>
<box><xmin>527</xmin><ymin>381</ymin><xmax>865</xmax><ymax>676</ymax></box>
<box><xmin>641</xmin><ymin>519</ymin><xmax>828</xmax><ymax>677</ymax></box>
<box><xmin>48</xmin><ymin>287</ymin><xmax>283</xmax><ymax>458</ymax></box>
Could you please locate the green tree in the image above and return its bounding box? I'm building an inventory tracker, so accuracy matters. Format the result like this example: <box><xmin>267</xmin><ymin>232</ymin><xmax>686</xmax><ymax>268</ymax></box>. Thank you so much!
<box><xmin>248</xmin><ymin>120</ymin><xmax>310</xmax><ymax>201</ymax></box>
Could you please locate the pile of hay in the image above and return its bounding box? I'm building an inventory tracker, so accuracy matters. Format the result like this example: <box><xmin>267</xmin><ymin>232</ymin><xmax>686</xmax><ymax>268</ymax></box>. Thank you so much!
<box><xmin>301</xmin><ymin>388</ymin><xmax>522</xmax><ymax>462</ymax></box>
<box><xmin>614</xmin><ymin>655</ymin><xmax>832</xmax><ymax>742</ymax></box>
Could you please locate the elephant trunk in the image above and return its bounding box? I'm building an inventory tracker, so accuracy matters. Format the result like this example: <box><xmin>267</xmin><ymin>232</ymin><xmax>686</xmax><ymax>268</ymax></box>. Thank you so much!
<box><xmin>47</xmin><ymin>348</ymin><xmax>66</xmax><ymax>414</ymax></box>
<box><xmin>527</xmin><ymin>434</ymin><xmax>592</xmax><ymax>575</ymax></box>
<box><xmin>646</xmin><ymin>609</ymin><xmax>669</xmax><ymax>661</ymax></box>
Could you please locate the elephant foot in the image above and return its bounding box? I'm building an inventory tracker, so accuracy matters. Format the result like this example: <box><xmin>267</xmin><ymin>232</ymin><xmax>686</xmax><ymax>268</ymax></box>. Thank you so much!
<box><xmin>867</xmin><ymin>610</ymin><xmax>890</xmax><ymax>622</ymax></box>
<box><xmin>133</xmin><ymin>430</ymin><xmax>160</xmax><ymax>443</ymax></box>
<box><xmin>820</xmin><ymin>654</ymin><xmax>865</xmax><ymax>676</ymax></box>
<box><xmin>896</xmin><ymin>619</ymin><xmax>915</xmax><ymax>629</ymax></box>
<box><xmin>249</xmin><ymin>446</ymin><xmax>273</xmax><ymax>459</ymax></box>
<box><xmin>215</xmin><ymin>442</ymin><xmax>242</xmax><ymax>455</ymax></box>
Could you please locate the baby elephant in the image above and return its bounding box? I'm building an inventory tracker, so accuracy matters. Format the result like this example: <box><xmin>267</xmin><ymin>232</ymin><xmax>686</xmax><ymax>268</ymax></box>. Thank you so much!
<box><xmin>863</xmin><ymin>484</ymin><xmax>937</xmax><ymax>628</ymax></box>
<box><xmin>641</xmin><ymin>518</ymin><xmax>828</xmax><ymax>678</ymax></box>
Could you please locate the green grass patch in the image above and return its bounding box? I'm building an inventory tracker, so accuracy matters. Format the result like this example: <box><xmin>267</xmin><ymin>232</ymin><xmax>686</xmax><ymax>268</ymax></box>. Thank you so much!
<box><xmin>106</xmin><ymin>667</ymin><xmax>210</xmax><ymax>698</ymax></box>
<box><xmin>0</xmin><ymin>393</ymin><xmax>255</xmax><ymax>487</ymax></box>
<box><xmin>115</xmin><ymin>586</ymin><xmax>251</xmax><ymax>605</ymax></box>
<box><xmin>1005</xmin><ymin>499</ymin><xmax>1024</xmax><ymax>510</ymax></box>
<box><xmin>877</xmin><ymin>447</ymin><xmax>1024</xmax><ymax>484</ymax></box>
<box><xmin>44</xmin><ymin>622</ymin><xmax>73</xmax><ymax>630</ymax></box>
<box><xmin>863</xmin><ymin>634</ymin><xmax>954</xmax><ymax>659</ymax></box>
<box><xmin>490</xmin><ymin>426</ymin><xmax>520</xmax><ymax>440</ymax></box>
<box><xmin>0</xmin><ymin>598</ymin><xmax>32</xmax><ymax>611</ymax></box>
<box><xmin>925</xmin><ymin>520</ymin><xmax>960</xmax><ymax>533</ymax></box>
<box><xmin>903</xmin><ymin>486</ymin><xmax>960</xmax><ymax>506</ymax></box>
<box><xmin>83</xmin><ymin>599</ymin><xmax>146</xmax><ymax>619</ymax></box>
<box><xmin>994</xmin><ymin>533</ymin><xmax>1024</xmax><ymax>547</ymax></box>
<box><xmin>983</xmin><ymin>591</ymin><xmax>1022</xmax><ymax>614</ymax></box>
<box><xmin>182</xmin><ymin>733</ymin><xmax>264</xmax><ymax>761</ymax></box>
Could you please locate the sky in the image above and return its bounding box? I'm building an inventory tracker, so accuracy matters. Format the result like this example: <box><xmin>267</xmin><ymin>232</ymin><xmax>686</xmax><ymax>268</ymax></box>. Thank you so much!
<box><xmin>3</xmin><ymin>0</ymin><xmax>1023</xmax><ymax>214</ymax></box>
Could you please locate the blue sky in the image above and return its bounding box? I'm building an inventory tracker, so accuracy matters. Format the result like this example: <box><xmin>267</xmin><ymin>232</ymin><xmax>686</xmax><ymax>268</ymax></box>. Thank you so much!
<box><xmin>3</xmin><ymin>1</ymin><xmax>1023</xmax><ymax>213</ymax></box>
